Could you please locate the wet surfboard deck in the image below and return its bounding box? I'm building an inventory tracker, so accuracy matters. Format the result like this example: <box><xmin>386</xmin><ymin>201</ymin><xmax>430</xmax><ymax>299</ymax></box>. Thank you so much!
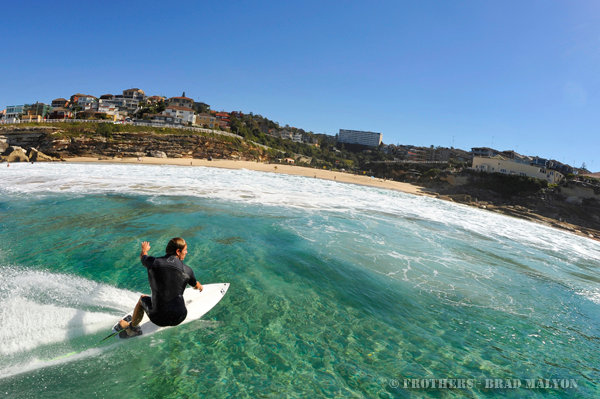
<box><xmin>112</xmin><ymin>283</ymin><xmax>229</xmax><ymax>339</ymax></box>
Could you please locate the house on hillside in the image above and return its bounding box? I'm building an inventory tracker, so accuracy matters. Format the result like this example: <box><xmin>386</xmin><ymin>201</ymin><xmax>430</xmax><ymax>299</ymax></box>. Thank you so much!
<box><xmin>166</xmin><ymin>95</ymin><xmax>194</xmax><ymax>109</ymax></box>
<box><xmin>5</xmin><ymin>105</ymin><xmax>24</xmax><ymax>122</ymax></box>
<box><xmin>146</xmin><ymin>96</ymin><xmax>165</xmax><ymax>104</ymax></box>
<box><xmin>471</xmin><ymin>147</ymin><xmax>500</xmax><ymax>158</ymax></box>
<box><xmin>122</xmin><ymin>88</ymin><xmax>145</xmax><ymax>101</ymax></box>
<box><xmin>70</xmin><ymin>94</ymin><xmax>98</xmax><ymax>111</ymax></box>
<box><xmin>163</xmin><ymin>105</ymin><xmax>194</xmax><ymax>124</ymax></box>
<box><xmin>472</xmin><ymin>155</ymin><xmax>564</xmax><ymax>183</ymax></box>
<box><xmin>148</xmin><ymin>113</ymin><xmax>183</xmax><ymax>125</ymax></box>
<box><xmin>213</xmin><ymin>111</ymin><xmax>230</xmax><ymax>129</ymax></box>
<box><xmin>49</xmin><ymin>98</ymin><xmax>72</xmax><ymax>119</ymax></box>
<box><xmin>51</xmin><ymin>98</ymin><xmax>69</xmax><ymax>108</ymax></box>
<box><xmin>49</xmin><ymin>107</ymin><xmax>72</xmax><ymax>119</ymax></box>
<box><xmin>97</xmin><ymin>102</ymin><xmax>122</xmax><ymax>120</ymax></box>
<box><xmin>20</xmin><ymin>103</ymin><xmax>51</xmax><ymax>122</ymax></box>
<box><xmin>194</xmin><ymin>113</ymin><xmax>218</xmax><ymax>129</ymax></box>
<box><xmin>103</xmin><ymin>97</ymin><xmax>138</xmax><ymax>113</ymax></box>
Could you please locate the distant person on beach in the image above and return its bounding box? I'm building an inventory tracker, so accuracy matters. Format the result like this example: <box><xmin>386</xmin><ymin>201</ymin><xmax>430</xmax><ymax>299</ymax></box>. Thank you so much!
<box><xmin>116</xmin><ymin>237</ymin><xmax>203</xmax><ymax>337</ymax></box>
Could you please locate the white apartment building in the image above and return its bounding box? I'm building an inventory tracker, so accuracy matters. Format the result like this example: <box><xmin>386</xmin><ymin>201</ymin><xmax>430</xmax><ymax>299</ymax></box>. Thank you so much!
<box><xmin>338</xmin><ymin>129</ymin><xmax>382</xmax><ymax>147</ymax></box>
<box><xmin>163</xmin><ymin>106</ymin><xmax>195</xmax><ymax>124</ymax></box>
<box><xmin>472</xmin><ymin>156</ymin><xmax>564</xmax><ymax>183</ymax></box>
<box><xmin>76</xmin><ymin>95</ymin><xmax>98</xmax><ymax>111</ymax></box>
<box><xmin>97</xmin><ymin>102</ymin><xmax>123</xmax><ymax>119</ymax></box>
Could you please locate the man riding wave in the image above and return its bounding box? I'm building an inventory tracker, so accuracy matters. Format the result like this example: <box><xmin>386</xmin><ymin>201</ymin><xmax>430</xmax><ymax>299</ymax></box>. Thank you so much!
<box><xmin>116</xmin><ymin>237</ymin><xmax>203</xmax><ymax>337</ymax></box>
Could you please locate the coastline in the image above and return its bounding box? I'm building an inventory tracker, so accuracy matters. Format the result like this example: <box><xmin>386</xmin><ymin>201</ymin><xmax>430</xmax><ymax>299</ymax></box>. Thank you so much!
<box><xmin>63</xmin><ymin>156</ymin><xmax>599</xmax><ymax>241</ymax></box>
<box><xmin>64</xmin><ymin>156</ymin><xmax>428</xmax><ymax>196</ymax></box>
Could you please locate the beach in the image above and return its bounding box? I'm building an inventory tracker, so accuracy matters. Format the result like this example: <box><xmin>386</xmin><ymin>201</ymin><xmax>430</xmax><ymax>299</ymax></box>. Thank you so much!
<box><xmin>64</xmin><ymin>156</ymin><xmax>428</xmax><ymax>196</ymax></box>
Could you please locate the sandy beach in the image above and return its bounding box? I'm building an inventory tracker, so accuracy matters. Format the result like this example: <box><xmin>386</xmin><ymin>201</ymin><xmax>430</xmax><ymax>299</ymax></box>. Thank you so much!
<box><xmin>64</xmin><ymin>156</ymin><xmax>429</xmax><ymax>196</ymax></box>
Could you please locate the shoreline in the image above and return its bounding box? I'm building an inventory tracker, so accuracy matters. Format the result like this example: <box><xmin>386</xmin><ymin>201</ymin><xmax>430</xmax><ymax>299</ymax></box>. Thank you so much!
<box><xmin>62</xmin><ymin>156</ymin><xmax>599</xmax><ymax>241</ymax></box>
<box><xmin>63</xmin><ymin>156</ymin><xmax>429</xmax><ymax>197</ymax></box>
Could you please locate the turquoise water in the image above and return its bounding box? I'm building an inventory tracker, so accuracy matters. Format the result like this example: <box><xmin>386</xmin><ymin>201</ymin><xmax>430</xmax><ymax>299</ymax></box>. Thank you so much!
<box><xmin>0</xmin><ymin>163</ymin><xmax>599</xmax><ymax>398</ymax></box>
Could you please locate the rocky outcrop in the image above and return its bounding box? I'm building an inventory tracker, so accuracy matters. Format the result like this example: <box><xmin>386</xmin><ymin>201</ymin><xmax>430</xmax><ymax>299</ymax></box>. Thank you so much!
<box><xmin>0</xmin><ymin>126</ymin><xmax>271</xmax><ymax>162</ymax></box>
<box><xmin>427</xmin><ymin>179</ymin><xmax>600</xmax><ymax>240</ymax></box>
<box><xmin>0</xmin><ymin>137</ymin><xmax>8</xmax><ymax>154</ymax></box>
<box><xmin>27</xmin><ymin>147</ymin><xmax>57</xmax><ymax>162</ymax></box>
<box><xmin>149</xmin><ymin>150</ymin><xmax>167</xmax><ymax>158</ymax></box>
<box><xmin>2</xmin><ymin>146</ymin><xmax>29</xmax><ymax>162</ymax></box>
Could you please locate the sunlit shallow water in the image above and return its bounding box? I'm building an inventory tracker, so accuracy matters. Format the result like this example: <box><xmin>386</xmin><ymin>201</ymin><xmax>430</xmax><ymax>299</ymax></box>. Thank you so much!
<box><xmin>0</xmin><ymin>163</ymin><xmax>598</xmax><ymax>398</ymax></box>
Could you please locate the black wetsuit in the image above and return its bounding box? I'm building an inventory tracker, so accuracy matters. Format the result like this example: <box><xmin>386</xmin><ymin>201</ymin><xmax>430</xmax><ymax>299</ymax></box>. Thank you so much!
<box><xmin>140</xmin><ymin>254</ymin><xmax>198</xmax><ymax>327</ymax></box>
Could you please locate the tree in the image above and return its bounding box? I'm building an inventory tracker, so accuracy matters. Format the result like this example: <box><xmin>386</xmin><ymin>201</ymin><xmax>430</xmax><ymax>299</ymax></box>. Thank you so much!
<box><xmin>193</xmin><ymin>102</ymin><xmax>210</xmax><ymax>114</ymax></box>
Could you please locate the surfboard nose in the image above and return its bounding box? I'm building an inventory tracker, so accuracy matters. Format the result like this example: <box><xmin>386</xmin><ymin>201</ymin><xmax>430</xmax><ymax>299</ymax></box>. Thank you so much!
<box><xmin>220</xmin><ymin>283</ymin><xmax>230</xmax><ymax>295</ymax></box>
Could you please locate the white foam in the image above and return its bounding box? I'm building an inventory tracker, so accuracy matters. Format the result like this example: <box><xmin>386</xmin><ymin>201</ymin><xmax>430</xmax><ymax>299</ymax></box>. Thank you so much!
<box><xmin>576</xmin><ymin>289</ymin><xmax>600</xmax><ymax>305</ymax></box>
<box><xmin>0</xmin><ymin>267</ymin><xmax>139</xmax><ymax>357</ymax></box>
<box><xmin>0</xmin><ymin>297</ymin><xmax>115</xmax><ymax>356</ymax></box>
<box><xmin>0</xmin><ymin>347</ymin><xmax>109</xmax><ymax>380</ymax></box>
<box><xmin>2</xmin><ymin>163</ymin><xmax>599</xmax><ymax>262</ymax></box>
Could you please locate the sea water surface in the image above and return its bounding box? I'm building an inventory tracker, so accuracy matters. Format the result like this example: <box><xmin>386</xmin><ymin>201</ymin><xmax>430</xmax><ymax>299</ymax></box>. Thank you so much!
<box><xmin>0</xmin><ymin>162</ymin><xmax>598</xmax><ymax>398</ymax></box>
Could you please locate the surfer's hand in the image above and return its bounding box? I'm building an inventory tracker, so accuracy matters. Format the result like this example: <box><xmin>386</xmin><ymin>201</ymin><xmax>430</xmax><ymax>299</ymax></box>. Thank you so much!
<box><xmin>195</xmin><ymin>282</ymin><xmax>203</xmax><ymax>291</ymax></box>
<box><xmin>141</xmin><ymin>241</ymin><xmax>150</xmax><ymax>254</ymax></box>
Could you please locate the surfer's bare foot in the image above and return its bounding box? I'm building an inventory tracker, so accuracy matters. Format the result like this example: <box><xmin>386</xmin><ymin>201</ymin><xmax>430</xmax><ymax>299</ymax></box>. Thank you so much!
<box><xmin>125</xmin><ymin>324</ymin><xmax>142</xmax><ymax>337</ymax></box>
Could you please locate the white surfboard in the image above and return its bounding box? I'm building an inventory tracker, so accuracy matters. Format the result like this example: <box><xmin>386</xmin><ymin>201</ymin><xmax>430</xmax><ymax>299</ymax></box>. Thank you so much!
<box><xmin>112</xmin><ymin>283</ymin><xmax>229</xmax><ymax>339</ymax></box>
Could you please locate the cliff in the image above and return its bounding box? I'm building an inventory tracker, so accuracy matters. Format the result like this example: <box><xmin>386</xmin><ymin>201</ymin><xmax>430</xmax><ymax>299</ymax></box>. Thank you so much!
<box><xmin>0</xmin><ymin>126</ymin><xmax>272</xmax><ymax>162</ymax></box>
<box><xmin>424</xmin><ymin>172</ymin><xmax>600</xmax><ymax>240</ymax></box>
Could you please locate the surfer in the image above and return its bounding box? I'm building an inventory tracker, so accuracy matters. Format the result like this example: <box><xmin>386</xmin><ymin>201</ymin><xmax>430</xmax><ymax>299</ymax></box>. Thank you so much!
<box><xmin>116</xmin><ymin>237</ymin><xmax>203</xmax><ymax>337</ymax></box>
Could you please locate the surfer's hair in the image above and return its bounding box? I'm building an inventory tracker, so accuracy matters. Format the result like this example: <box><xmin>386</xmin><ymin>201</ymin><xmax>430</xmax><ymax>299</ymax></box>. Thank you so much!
<box><xmin>166</xmin><ymin>237</ymin><xmax>186</xmax><ymax>255</ymax></box>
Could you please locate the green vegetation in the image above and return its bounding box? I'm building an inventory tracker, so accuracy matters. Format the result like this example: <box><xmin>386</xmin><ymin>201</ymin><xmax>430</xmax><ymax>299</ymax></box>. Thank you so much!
<box><xmin>228</xmin><ymin>113</ymin><xmax>393</xmax><ymax>171</ymax></box>
<box><xmin>134</xmin><ymin>101</ymin><xmax>165</xmax><ymax>118</ymax></box>
<box><xmin>468</xmin><ymin>170</ymin><xmax>548</xmax><ymax>198</ymax></box>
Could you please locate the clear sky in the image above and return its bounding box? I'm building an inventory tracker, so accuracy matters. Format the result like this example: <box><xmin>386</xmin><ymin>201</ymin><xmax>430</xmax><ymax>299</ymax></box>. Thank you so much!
<box><xmin>1</xmin><ymin>1</ymin><xmax>599</xmax><ymax>171</ymax></box>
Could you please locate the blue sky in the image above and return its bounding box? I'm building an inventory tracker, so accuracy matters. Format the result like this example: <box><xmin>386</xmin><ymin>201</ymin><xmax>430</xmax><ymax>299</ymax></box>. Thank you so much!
<box><xmin>2</xmin><ymin>1</ymin><xmax>599</xmax><ymax>170</ymax></box>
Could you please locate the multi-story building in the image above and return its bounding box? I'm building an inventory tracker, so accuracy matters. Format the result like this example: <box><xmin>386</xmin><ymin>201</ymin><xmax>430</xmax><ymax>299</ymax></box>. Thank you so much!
<box><xmin>472</xmin><ymin>156</ymin><xmax>564</xmax><ymax>183</ymax></box>
<box><xmin>338</xmin><ymin>129</ymin><xmax>382</xmax><ymax>147</ymax></box>
<box><xmin>97</xmin><ymin>102</ymin><xmax>123</xmax><ymax>120</ymax></box>
<box><xmin>146</xmin><ymin>96</ymin><xmax>165</xmax><ymax>104</ymax></box>
<box><xmin>5</xmin><ymin>105</ymin><xmax>25</xmax><ymax>122</ymax></box>
<box><xmin>213</xmin><ymin>112</ymin><xmax>230</xmax><ymax>129</ymax></box>
<box><xmin>194</xmin><ymin>113</ymin><xmax>218</xmax><ymax>129</ymax></box>
<box><xmin>21</xmin><ymin>103</ymin><xmax>51</xmax><ymax>121</ymax></box>
<box><xmin>148</xmin><ymin>113</ymin><xmax>183</xmax><ymax>125</ymax></box>
<box><xmin>51</xmin><ymin>98</ymin><xmax>69</xmax><ymax>108</ymax></box>
<box><xmin>122</xmin><ymin>88</ymin><xmax>145</xmax><ymax>101</ymax></box>
<box><xmin>166</xmin><ymin>95</ymin><xmax>194</xmax><ymax>109</ymax></box>
<box><xmin>70</xmin><ymin>94</ymin><xmax>98</xmax><ymax>111</ymax></box>
<box><xmin>99</xmin><ymin>97</ymin><xmax>139</xmax><ymax>113</ymax></box>
<box><xmin>471</xmin><ymin>147</ymin><xmax>499</xmax><ymax>158</ymax></box>
<box><xmin>49</xmin><ymin>98</ymin><xmax>71</xmax><ymax>119</ymax></box>
<box><xmin>163</xmin><ymin>105</ymin><xmax>195</xmax><ymax>124</ymax></box>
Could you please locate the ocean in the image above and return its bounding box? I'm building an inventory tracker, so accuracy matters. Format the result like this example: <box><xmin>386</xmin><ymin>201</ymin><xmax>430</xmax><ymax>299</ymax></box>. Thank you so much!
<box><xmin>0</xmin><ymin>162</ymin><xmax>598</xmax><ymax>398</ymax></box>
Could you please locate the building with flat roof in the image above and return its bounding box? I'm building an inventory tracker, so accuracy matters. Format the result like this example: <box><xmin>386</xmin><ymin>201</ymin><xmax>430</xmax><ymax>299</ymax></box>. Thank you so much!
<box><xmin>338</xmin><ymin>129</ymin><xmax>382</xmax><ymax>147</ymax></box>
<box><xmin>472</xmin><ymin>156</ymin><xmax>564</xmax><ymax>183</ymax></box>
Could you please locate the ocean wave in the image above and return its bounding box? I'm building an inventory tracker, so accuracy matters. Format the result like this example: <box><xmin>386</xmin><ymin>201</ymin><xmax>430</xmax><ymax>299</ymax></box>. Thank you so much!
<box><xmin>0</xmin><ymin>266</ymin><xmax>138</xmax><ymax>378</ymax></box>
<box><xmin>2</xmin><ymin>162</ymin><xmax>599</xmax><ymax>265</ymax></box>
